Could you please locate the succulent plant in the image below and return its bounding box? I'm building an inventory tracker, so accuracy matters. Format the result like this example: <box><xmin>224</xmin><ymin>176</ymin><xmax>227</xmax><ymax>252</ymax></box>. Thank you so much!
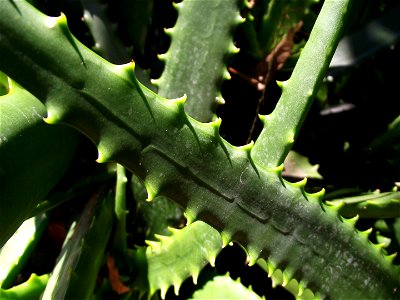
<box><xmin>0</xmin><ymin>0</ymin><xmax>399</xmax><ymax>299</ymax></box>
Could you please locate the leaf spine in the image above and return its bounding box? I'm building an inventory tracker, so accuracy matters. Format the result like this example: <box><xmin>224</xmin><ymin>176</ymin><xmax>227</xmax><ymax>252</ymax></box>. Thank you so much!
<box><xmin>167</xmin><ymin>227</ymin><xmax>180</xmax><ymax>234</ymax></box>
<box><xmin>272</xmin><ymin>165</ymin><xmax>286</xmax><ymax>186</ymax></box>
<box><xmin>96</xmin><ymin>144</ymin><xmax>111</xmax><ymax>163</ymax></box>
<box><xmin>258</xmin><ymin>114</ymin><xmax>271</xmax><ymax>126</ymax></box>
<box><xmin>191</xmin><ymin>271</ymin><xmax>199</xmax><ymax>285</ymax></box>
<box><xmin>287</xmin><ymin>132</ymin><xmax>295</xmax><ymax>144</ymax></box>
<box><xmin>315</xmin><ymin>291</ymin><xmax>323</xmax><ymax>299</ymax></box>
<box><xmin>169</xmin><ymin>96</ymin><xmax>202</xmax><ymax>150</ymax></box>
<box><xmin>370</xmin><ymin>240</ymin><xmax>387</xmax><ymax>257</ymax></box>
<box><xmin>288</xmin><ymin>177</ymin><xmax>307</xmax><ymax>189</ymax></box>
<box><xmin>164</xmin><ymin>27</ymin><xmax>174</xmax><ymax>36</ymax></box>
<box><xmin>270</xmin><ymin>270</ymin><xmax>282</xmax><ymax>288</ymax></box>
<box><xmin>244</xmin><ymin>0</ymin><xmax>252</xmax><ymax>9</ymax></box>
<box><xmin>184</xmin><ymin>211</ymin><xmax>196</xmax><ymax>225</ymax></box>
<box><xmin>154</xmin><ymin>233</ymin><xmax>169</xmax><ymax>243</ymax></box>
<box><xmin>246</xmin><ymin>245</ymin><xmax>262</xmax><ymax>266</ymax></box>
<box><xmin>208</xmin><ymin>255</ymin><xmax>216</xmax><ymax>268</ymax></box>
<box><xmin>235</xmin><ymin>276</ymin><xmax>241</xmax><ymax>284</ymax></box>
<box><xmin>282</xmin><ymin>271</ymin><xmax>292</xmax><ymax>287</ymax></box>
<box><xmin>150</xmin><ymin>78</ymin><xmax>160</xmax><ymax>87</ymax></box>
<box><xmin>343</xmin><ymin>214</ymin><xmax>359</xmax><ymax>226</ymax></box>
<box><xmin>297</xmin><ymin>282</ymin><xmax>305</xmax><ymax>296</ymax></box>
<box><xmin>326</xmin><ymin>199</ymin><xmax>344</xmax><ymax>210</ymax></box>
<box><xmin>157</xmin><ymin>52</ymin><xmax>167</xmax><ymax>62</ymax></box>
<box><xmin>223</xmin><ymin>69</ymin><xmax>231</xmax><ymax>80</ymax></box>
<box><xmin>229</xmin><ymin>42</ymin><xmax>240</xmax><ymax>54</ymax></box>
<box><xmin>276</xmin><ymin>80</ymin><xmax>288</xmax><ymax>89</ymax></box>
<box><xmin>169</xmin><ymin>94</ymin><xmax>187</xmax><ymax>108</ymax></box>
<box><xmin>96</xmin><ymin>151</ymin><xmax>107</xmax><ymax>164</ymax></box>
<box><xmin>221</xmin><ymin>231</ymin><xmax>233</xmax><ymax>248</ymax></box>
<box><xmin>208</xmin><ymin>117</ymin><xmax>232</xmax><ymax>165</ymax></box>
<box><xmin>236</xmin><ymin>14</ymin><xmax>245</xmax><ymax>25</ymax></box>
<box><xmin>266</xmin><ymin>261</ymin><xmax>277</xmax><ymax>278</ymax></box>
<box><xmin>172</xmin><ymin>1</ymin><xmax>183</xmax><ymax>10</ymax></box>
<box><xmin>45</xmin><ymin>13</ymin><xmax>65</xmax><ymax>28</ymax></box>
<box><xmin>208</xmin><ymin>117</ymin><xmax>222</xmax><ymax>129</ymax></box>
<box><xmin>145</xmin><ymin>240</ymin><xmax>158</xmax><ymax>248</ymax></box>
<box><xmin>172</xmin><ymin>281</ymin><xmax>180</xmax><ymax>295</ymax></box>
<box><xmin>267</xmin><ymin>164</ymin><xmax>284</xmax><ymax>174</ymax></box>
<box><xmin>215</xmin><ymin>96</ymin><xmax>225</xmax><ymax>105</ymax></box>
<box><xmin>113</xmin><ymin>61</ymin><xmax>136</xmax><ymax>78</ymax></box>
<box><xmin>160</xmin><ymin>286</ymin><xmax>168</xmax><ymax>300</ymax></box>
<box><xmin>42</xmin><ymin>110</ymin><xmax>60</xmax><ymax>125</ymax></box>
<box><xmin>306</xmin><ymin>188</ymin><xmax>325</xmax><ymax>204</ymax></box>
<box><xmin>358</xmin><ymin>227</ymin><xmax>373</xmax><ymax>240</ymax></box>
<box><xmin>286</xmin><ymin>178</ymin><xmax>308</xmax><ymax>200</ymax></box>
<box><xmin>240</xmin><ymin>141</ymin><xmax>260</xmax><ymax>178</ymax></box>
<box><xmin>144</xmin><ymin>181</ymin><xmax>159</xmax><ymax>202</ymax></box>
<box><xmin>384</xmin><ymin>252</ymin><xmax>397</xmax><ymax>265</ymax></box>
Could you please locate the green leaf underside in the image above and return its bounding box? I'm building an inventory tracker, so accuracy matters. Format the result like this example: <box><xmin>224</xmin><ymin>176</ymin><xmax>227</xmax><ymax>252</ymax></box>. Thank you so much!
<box><xmin>0</xmin><ymin>274</ymin><xmax>49</xmax><ymax>300</ymax></box>
<box><xmin>191</xmin><ymin>275</ymin><xmax>262</xmax><ymax>300</ymax></box>
<box><xmin>0</xmin><ymin>1</ymin><xmax>399</xmax><ymax>299</ymax></box>
<box><xmin>133</xmin><ymin>222</ymin><xmax>222</xmax><ymax>299</ymax></box>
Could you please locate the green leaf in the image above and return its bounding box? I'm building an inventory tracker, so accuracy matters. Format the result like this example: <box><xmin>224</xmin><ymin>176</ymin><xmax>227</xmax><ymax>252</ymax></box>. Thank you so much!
<box><xmin>283</xmin><ymin>150</ymin><xmax>323</xmax><ymax>180</ymax></box>
<box><xmin>0</xmin><ymin>1</ymin><xmax>398</xmax><ymax>298</ymax></box>
<box><xmin>326</xmin><ymin>190</ymin><xmax>400</xmax><ymax>218</ymax></box>
<box><xmin>155</xmin><ymin>0</ymin><xmax>241</xmax><ymax>121</ymax></box>
<box><xmin>114</xmin><ymin>164</ymin><xmax>129</xmax><ymax>253</ymax></box>
<box><xmin>252</xmin><ymin>0</ymin><xmax>352</xmax><ymax>167</ymax></box>
<box><xmin>0</xmin><ymin>274</ymin><xmax>49</xmax><ymax>300</ymax></box>
<box><xmin>0</xmin><ymin>214</ymin><xmax>47</xmax><ymax>289</ymax></box>
<box><xmin>42</xmin><ymin>191</ymin><xmax>114</xmax><ymax>300</ymax></box>
<box><xmin>131</xmin><ymin>222</ymin><xmax>222</xmax><ymax>298</ymax></box>
<box><xmin>191</xmin><ymin>275</ymin><xmax>263</xmax><ymax>300</ymax></box>
<box><xmin>0</xmin><ymin>80</ymin><xmax>78</xmax><ymax>247</ymax></box>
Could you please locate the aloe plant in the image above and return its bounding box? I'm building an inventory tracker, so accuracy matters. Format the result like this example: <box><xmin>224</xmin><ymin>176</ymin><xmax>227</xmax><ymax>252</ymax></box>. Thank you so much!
<box><xmin>0</xmin><ymin>0</ymin><xmax>399</xmax><ymax>299</ymax></box>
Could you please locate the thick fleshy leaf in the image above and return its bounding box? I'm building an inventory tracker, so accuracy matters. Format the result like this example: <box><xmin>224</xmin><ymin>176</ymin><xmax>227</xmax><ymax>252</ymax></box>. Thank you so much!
<box><xmin>0</xmin><ymin>1</ymin><xmax>398</xmax><ymax>298</ymax></box>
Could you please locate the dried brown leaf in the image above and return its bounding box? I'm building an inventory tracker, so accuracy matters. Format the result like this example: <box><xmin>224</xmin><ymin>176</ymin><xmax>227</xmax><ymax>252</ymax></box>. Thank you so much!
<box><xmin>107</xmin><ymin>255</ymin><xmax>130</xmax><ymax>295</ymax></box>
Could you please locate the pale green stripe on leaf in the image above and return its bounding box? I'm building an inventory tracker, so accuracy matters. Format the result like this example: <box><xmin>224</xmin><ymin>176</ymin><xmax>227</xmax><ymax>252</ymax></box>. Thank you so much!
<box><xmin>42</xmin><ymin>192</ymin><xmax>114</xmax><ymax>300</ymax></box>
